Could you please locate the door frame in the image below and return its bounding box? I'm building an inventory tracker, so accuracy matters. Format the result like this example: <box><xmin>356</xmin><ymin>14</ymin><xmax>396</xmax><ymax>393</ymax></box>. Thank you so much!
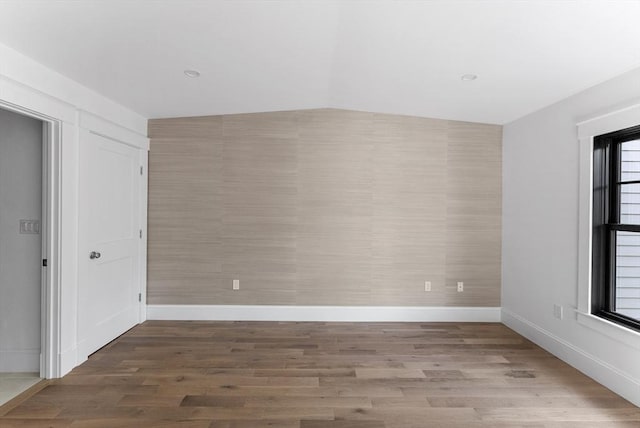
<box><xmin>0</xmin><ymin>100</ymin><xmax>61</xmax><ymax>379</ymax></box>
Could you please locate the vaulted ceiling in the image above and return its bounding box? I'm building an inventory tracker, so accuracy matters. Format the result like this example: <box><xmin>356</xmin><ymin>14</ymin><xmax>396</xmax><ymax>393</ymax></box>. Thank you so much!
<box><xmin>0</xmin><ymin>0</ymin><xmax>639</xmax><ymax>124</ymax></box>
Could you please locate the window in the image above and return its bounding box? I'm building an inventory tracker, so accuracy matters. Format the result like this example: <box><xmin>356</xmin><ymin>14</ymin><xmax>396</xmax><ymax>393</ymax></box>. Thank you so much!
<box><xmin>593</xmin><ymin>125</ymin><xmax>640</xmax><ymax>332</ymax></box>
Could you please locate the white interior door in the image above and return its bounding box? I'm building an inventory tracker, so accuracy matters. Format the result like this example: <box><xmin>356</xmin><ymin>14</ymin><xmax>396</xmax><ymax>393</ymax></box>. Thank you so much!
<box><xmin>78</xmin><ymin>130</ymin><xmax>142</xmax><ymax>359</ymax></box>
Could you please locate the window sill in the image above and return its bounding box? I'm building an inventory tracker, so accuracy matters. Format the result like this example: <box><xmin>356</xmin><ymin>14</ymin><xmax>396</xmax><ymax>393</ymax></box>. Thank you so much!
<box><xmin>576</xmin><ymin>311</ymin><xmax>640</xmax><ymax>350</ymax></box>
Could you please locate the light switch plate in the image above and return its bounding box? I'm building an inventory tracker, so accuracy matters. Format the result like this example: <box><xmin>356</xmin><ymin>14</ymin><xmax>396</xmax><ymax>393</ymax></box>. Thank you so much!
<box><xmin>19</xmin><ymin>219</ymin><xmax>40</xmax><ymax>234</ymax></box>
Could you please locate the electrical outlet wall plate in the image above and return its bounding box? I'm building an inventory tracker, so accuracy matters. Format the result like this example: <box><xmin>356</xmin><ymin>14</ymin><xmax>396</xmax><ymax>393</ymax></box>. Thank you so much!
<box><xmin>553</xmin><ymin>304</ymin><xmax>563</xmax><ymax>320</ymax></box>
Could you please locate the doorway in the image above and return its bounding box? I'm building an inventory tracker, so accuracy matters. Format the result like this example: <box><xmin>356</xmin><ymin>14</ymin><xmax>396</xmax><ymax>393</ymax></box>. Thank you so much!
<box><xmin>0</xmin><ymin>107</ymin><xmax>48</xmax><ymax>405</ymax></box>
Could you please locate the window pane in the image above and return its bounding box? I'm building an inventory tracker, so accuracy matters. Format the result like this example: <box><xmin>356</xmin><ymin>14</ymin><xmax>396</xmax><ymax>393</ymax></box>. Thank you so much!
<box><xmin>615</xmin><ymin>231</ymin><xmax>640</xmax><ymax>321</ymax></box>
<box><xmin>619</xmin><ymin>183</ymin><xmax>640</xmax><ymax>224</ymax></box>
<box><xmin>620</xmin><ymin>139</ymin><xmax>640</xmax><ymax>181</ymax></box>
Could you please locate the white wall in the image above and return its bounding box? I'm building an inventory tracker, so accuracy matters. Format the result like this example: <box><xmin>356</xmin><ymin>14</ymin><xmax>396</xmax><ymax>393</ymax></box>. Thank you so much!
<box><xmin>0</xmin><ymin>41</ymin><xmax>148</xmax><ymax>378</ymax></box>
<box><xmin>502</xmin><ymin>67</ymin><xmax>640</xmax><ymax>406</ymax></box>
<box><xmin>0</xmin><ymin>108</ymin><xmax>42</xmax><ymax>372</ymax></box>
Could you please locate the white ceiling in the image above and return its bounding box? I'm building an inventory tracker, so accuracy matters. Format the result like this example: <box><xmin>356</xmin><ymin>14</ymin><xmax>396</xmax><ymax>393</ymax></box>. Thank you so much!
<box><xmin>0</xmin><ymin>0</ymin><xmax>639</xmax><ymax>124</ymax></box>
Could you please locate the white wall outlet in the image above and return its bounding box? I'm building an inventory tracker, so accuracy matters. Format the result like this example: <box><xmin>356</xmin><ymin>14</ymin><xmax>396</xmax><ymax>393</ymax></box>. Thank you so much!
<box><xmin>232</xmin><ymin>279</ymin><xmax>240</xmax><ymax>290</ymax></box>
<box><xmin>424</xmin><ymin>281</ymin><xmax>431</xmax><ymax>292</ymax></box>
<box><xmin>457</xmin><ymin>281</ymin><xmax>464</xmax><ymax>292</ymax></box>
<box><xmin>553</xmin><ymin>304</ymin><xmax>563</xmax><ymax>320</ymax></box>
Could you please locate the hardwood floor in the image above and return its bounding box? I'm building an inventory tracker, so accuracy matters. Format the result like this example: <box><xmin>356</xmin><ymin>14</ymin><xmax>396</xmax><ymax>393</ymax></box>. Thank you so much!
<box><xmin>0</xmin><ymin>321</ymin><xmax>638</xmax><ymax>427</ymax></box>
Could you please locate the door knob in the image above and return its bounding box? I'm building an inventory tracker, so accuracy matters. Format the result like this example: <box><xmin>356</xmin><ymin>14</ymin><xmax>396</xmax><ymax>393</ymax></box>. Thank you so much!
<box><xmin>90</xmin><ymin>251</ymin><xmax>101</xmax><ymax>259</ymax></box>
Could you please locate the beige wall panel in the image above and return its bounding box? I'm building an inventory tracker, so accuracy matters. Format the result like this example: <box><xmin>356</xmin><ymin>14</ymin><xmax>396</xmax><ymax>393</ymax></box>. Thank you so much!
<box><xmin>221</xmin><ymin>133</ymin><xmax>298</xmax><ymax>305</ymax></box>
<box><xmin>147</xmin><ymin>109</ymin><xmax>502</xmax><ymax>306</ymax></box>
<box><xmin>296</xmin><ymin>110</ymin><xmax>374</xmax><ymax>305</ymax></box>
<box><xmin>220</xmin><ymin>112</ymin><xmax>300</xmax><ymax>304</ymax></box>
<box><xmin>222</xmin><ymin>111</ymin><xmax>300</xmax><ymax>138</ymax></box>
<box><xmin>296</xmin><ymin>109</ymin><xmax>380</xmax><ymax>305</ymax></box>
<box><xmin>445</xmin><ymin>122</ymin><xmax>502</xmax><ymax>306</ymax></box>
<box><xmin>148</xmin><ymin>116</ymin><xmax>223</xmax><ymax>139</ymax></box>
<box><xmin>370</xmin><ymin>114</ymin><xmax>448</xmax><ymax>305</ymax></box>
<box><xmin>148</xmin><ymin>138</ymin><xmax>223</xmax><ymax>303</ymax></box>
<box><xmin>297</xmin><ymin>109</ymin><xmax>375</xmax><ymax>139</ymax></box>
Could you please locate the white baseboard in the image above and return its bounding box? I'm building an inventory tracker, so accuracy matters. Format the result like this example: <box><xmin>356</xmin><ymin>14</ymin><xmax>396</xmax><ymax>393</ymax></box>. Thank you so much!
<box><xmin>501</xmin><ymin>308</ymin><xmax>640</xmax><ymax>407</ymax></box>
<box><xmin>0</xmin><ymin>349</ymin><xmax>40</xmax><ymax>372</ymax></box>
<box><xmin>147</xmin><ymin>304</ymin><xmax>501</xmax><ymax>322</ymax></box>
<box><xmin>59</xmin><ymin>345</ymin><xmax>79</xmax><ymax>378</ymax></box>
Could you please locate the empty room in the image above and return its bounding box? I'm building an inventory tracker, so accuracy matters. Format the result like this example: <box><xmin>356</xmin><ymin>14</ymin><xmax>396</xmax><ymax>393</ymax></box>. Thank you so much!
<box><xmin>0</xmin><ymin>0</ymin><xmax>639</xmax><ymax>426</ymax></box>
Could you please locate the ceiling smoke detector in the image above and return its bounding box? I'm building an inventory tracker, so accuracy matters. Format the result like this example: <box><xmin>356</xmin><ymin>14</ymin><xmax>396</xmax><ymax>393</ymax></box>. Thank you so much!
<box><xmin>184</xmin><ymin>69</ymin><xmax>201</xmax><ymax>78</ymax></box>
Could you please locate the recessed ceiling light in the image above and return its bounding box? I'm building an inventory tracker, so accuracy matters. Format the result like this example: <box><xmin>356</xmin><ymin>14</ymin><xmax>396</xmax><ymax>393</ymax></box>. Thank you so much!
<box><xmin>184</xmin><ymin>69</ymin><xmax>201</xmax><ymax>78</ymax></box>
<box><xmin>461</xmin><ymin>74</ymin><xmax>478</xmax><ymax>81</ymax></box>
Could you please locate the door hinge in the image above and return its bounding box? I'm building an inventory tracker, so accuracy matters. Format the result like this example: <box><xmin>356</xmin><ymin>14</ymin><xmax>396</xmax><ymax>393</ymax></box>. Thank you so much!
<box><xmin>139</xmin><ymin>229</ymin><xmax>142</xmax><ymax>239</ymax></box>
<box><xmin>138</xmin><ymin>293</ymin><xmax>142</xmax><ymax>302</ymax></box>
<box><xmin>42</xmin><ymin>259</ymin><xmax>48</xmax><ymax>267</ymax></box>
<box><xmin>140</xmin><ymin>165</ymin><xmax>143</xmax><ymax>175</ymax></box>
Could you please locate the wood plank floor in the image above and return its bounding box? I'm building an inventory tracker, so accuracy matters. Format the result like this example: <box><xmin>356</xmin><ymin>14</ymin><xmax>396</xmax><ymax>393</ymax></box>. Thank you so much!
<box><xmin>0</xmin><ymin>321</ymin><xmax>638</xmax><ymax>427</ymax></box>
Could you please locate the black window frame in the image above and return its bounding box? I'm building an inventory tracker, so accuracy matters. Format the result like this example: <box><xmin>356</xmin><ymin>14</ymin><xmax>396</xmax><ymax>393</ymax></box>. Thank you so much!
<box><xmin>592</xmin><ymin>124</ymin><xmax>640</xmax><ymax>333</ymax></box>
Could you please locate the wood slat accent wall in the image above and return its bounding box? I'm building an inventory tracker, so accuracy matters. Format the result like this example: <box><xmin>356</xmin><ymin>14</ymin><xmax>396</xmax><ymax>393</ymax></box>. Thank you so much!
<box><xmin>148</xmin><ymin>109</ymin><xmax>501</xmax><ymax>306</ymax></box>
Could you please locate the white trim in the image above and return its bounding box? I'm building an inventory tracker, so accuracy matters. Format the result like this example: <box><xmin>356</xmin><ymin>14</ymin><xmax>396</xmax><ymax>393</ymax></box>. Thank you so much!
<box><xmin>577</xmin><ymin>102</ymin><xmax>640</xmax><ymax>138</ymax></box>
<box><xmin>0</xmin><ymin>350</ymin><xmax>41</xmax><ymax>372</ymax></box>
<box><xmin>502</xmin><ymin>308</ymin><xmax>640</xmax><ymax>407</ymax></box>
<box><xmin>41</xmin><ymin>118</ymin><xmax>61</xmax><ymax>380</ymax></box>
<box><xmin>59</xmin><ymin>345</ymin><xmax>79</xmax><ymax>376</ymax></box>
<box><xmin>39</xmin><ymin>121</ymin><xmax>48</xmax><ymax>378</ymax></box>
<box><xmin>576</xmin><ymin>311</ymin><xmax>640</xmax><ymax>350</ymax></box>
<box><xmin>576</xmin><ymin>102</ymin><xmax>640</xmax><ymax>332</ymax></box>
<box><xmin>44</xmin><ymin>119</ymin><xmax>63</xmax><ymax>380</ymax></box>
<box><xmin>0</xmin><ymin>74</ymin><xmax>75</xmax><ymax>124</ymax></box>
<box><xmin>138</xmin><ymin>150</ymin><xmax>148</xmax><ymax>323</ymax></box>
<box><xmin>58</xmin><ymin>121</ymin><xmax>79</xmax><ymax>379</ymax></box>
<box><xmin>577</xmin><ymin>135</ymin><xmax>593</xmax><ymax>314</ymax></box>
<box><xmin>78</xmin><ymin>111</ymin><xmax>149</xmax><ymax>150</ymax></box>
<box><xmin>0</xmin><ymin>100</ymin><xmax>63</xmax><ymax>380</ymax></box>
<box><xmin>147</xmin><ymin>305</ymin><xmax>501</xmax><ymax>322</ymax></box>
